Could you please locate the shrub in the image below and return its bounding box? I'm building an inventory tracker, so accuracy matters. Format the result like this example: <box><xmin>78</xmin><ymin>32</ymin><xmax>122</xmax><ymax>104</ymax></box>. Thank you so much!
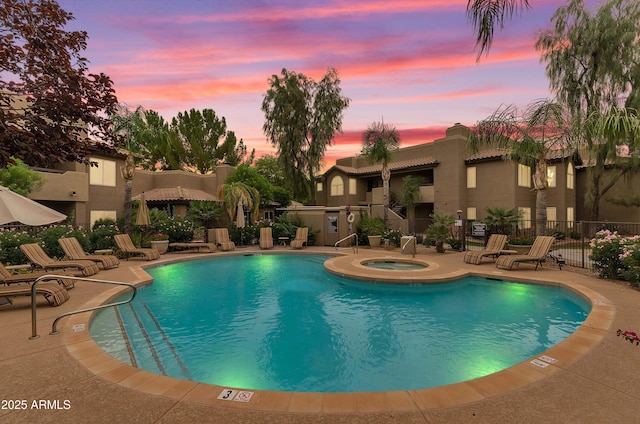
<box><xmin>89</xmin><ymin>219</ymin><xmax>120</xmax><ymax>251</ymax></box>
<box><xmin>383</xmin><ymin>229</ymin><xmax>402</xmax><ymax>247</ymax></box>
<box><xmin>0</xmin><ymin>229</ymin><xmax>36</xmax><ymax>265</ymax></box>
<box><xmin>37</xmin><ymin>225</ymin><xmax>88</xmax><ymax>258</ymax></box>
<box><xmin>589</xmin><ymin>230</ymin><xmax>640</xmax><ymax>284</ymax></box>
<box><xmin>157</xmin><ymin>216</ymin><xmax>194</xmax><ymax>243</ymax></box>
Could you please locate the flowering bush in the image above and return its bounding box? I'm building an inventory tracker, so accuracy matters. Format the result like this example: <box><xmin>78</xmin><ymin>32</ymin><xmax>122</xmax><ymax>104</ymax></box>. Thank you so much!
<box><xmin>148</xmin><ymin>233</ymin><xmax>169</xmax><ymax>241</ymax></box>
<box><xmin>508</xmin><ymin>234</ymin><xmax>536</xmax><ymax>245</ymax></box>
<box><xmin>156</xmin><ymin>216</ymin><xmax>194</xmax><ymax>243</ymax></box>
<box><xmin>0</xmin><ymin>229</ymin><xmax>36</xmax><ymax>264</ymax></box>
<box><xmin>383</xmin><ymin>229</ymin><xmax>402</xmax><ymax>247</ymax></box>
<box><xmin>89</xmin><ymin>219</ymin><xmax>119</xmax><ymax>251</ymax></box>
<box><xmin>617</xmin><ymin>329</ymin><xmax>640</xmax><ymax>346</ymax></box>
<box><xmin>38</xmin><ymin>225</ymin><xmax>88</xmax><ymax>258</ymax></box>
<box><xmin>589</xmin><ymin>230</ymin><xmax>640</xmax><ymax>285</ymax></box>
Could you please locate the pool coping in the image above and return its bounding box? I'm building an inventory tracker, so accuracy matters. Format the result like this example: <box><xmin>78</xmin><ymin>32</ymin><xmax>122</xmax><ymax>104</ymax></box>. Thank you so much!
<box><xmin>61</xmin><ymin>251</ymin><xmax>613</xmax><ymax>414</ymax></box>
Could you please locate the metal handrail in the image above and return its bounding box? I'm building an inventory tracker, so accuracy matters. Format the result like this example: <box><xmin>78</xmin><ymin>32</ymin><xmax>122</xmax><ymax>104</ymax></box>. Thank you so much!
<box><xmin>335</xmin><ymin>233</ymin><xmax>358</xmax><ymax>253</ymax></box>
<box><xmin>402</xmin><ymin>235</ymin><xmax>416</xmax><ymax>258</ymax></box>
<box><xmin>30</xmin><ymin>275</ymin><xmax>137</xmax><ymax>339</ymax></box>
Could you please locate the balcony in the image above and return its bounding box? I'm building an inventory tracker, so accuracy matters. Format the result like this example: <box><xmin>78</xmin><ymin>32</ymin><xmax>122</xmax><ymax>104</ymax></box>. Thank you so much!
<box><xmin>30</xmin><ymin>170</ymin><xmax>89</xmax><ymax>202</ymax></box>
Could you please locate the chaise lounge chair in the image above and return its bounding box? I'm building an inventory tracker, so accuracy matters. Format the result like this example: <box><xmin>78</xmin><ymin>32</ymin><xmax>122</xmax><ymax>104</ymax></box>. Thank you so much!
<box><xmin>495</xmin><ymin>236</ymin><xmax>555</xmax><ymax>270</ymax></box>
<box><xmin>1</xmin><ymin>262</ymin><xmax>75</xmax><ymax>290</ymax></box>
<box><xmin>290</xmin><ymin>227</ymin><xmax>309</xmax><ymax>249</ymax></box>
<box><xmin>58</xmin><ymin>237</ymin><xmax>120</xmax><ymax>269</ymax></box>
<box><xmin>20</xmin><ymin>243</ymin><xmax>100</xmax><ymax>277</ymax></box>
<box><xmin>213</xmin><ymin>228</ymin><xmax>235</xmax><ymax>251</ymax></box>
<box><xmin>114</xmin><ymin>234</ymin><xmax>160</xmax><ymax>261</ymax></box>
<box><xmin>168</xmin><ymin>241</ymin><xmax>217</xmax><ymax>253</ymax></box>
<box><xmin>259</xmin><ymin>227</ymin><xmax>273</xmax><ymax>249</ymax></box>
<box><xmin>463</xmin><ymin>234</ymin><xmax>508</xmax><ymax>265</ymax></box>
<box><xmin>0</xmin><ymin>281</ymin><xmax>70</xmax><ymax>307</ymax></box>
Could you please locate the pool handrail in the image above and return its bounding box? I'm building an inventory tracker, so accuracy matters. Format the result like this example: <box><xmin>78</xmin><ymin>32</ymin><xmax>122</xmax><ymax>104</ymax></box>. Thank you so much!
<box><xmin>335</xmin><ymin>233</ymin><xmax>358</xmax><ymax>253</ymax></box>
<box><xmin>402</xmin><ymin>235</ymin><xmax>416</xmax><ymax>258</ymax></box>
<box><xmin>30</xmin><ymin>275</ymin><xmax>137</xmax><ymax>339</ymax></box>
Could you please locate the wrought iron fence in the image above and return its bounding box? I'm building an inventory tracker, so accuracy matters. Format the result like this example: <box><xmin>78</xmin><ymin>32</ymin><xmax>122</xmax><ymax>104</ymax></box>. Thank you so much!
<box><xmin>392</xmin><ymin>218</ymin><xmax>640</xmax><ymax>271</ymax></box>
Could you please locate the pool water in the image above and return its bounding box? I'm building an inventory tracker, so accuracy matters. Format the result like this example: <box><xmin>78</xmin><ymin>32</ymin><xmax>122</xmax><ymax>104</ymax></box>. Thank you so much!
<box><xmin>362</xmin><ymin>260</ymin><xmax>427</xmax><ymax>270</ymax></box>
<box><xmin>91</xmin><ymin>254</ymin><xmax>590</xmax><ymax>393</ymax></box>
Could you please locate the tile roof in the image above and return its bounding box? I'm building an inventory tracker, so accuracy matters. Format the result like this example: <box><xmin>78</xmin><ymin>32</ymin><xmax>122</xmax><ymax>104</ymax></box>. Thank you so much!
<box><xmin>466</xmin><ymin>148</ymin><xmax>579</xmax><ymax>162</ymax></box>
<box><xmin>133</xmin><ymin>187</ymin><xmax>217</xmax><ymax>202</ymax></box>
<box><xmin>332</xmin><ymin>157</ymin><xmax>438</xmax><ymax>175</ymax></box>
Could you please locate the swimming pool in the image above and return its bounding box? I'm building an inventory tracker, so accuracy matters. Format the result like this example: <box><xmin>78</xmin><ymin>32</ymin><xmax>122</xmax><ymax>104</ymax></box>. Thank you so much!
<box><xmin>90</xmin><ymin>254</ymin><xmax>590</xmax><ymax>393</ymax></box>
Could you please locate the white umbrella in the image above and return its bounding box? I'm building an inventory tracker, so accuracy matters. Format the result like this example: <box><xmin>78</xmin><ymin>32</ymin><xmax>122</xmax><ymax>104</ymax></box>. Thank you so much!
<box><xmin>236</xmin><ymin>200</ymin><xmax>245</xmax><ymax>228</ymax></box>
<box><xmin>0</xmin><ymin>185</ymin><xmax>67</xmax><ymax>226</ymax></box>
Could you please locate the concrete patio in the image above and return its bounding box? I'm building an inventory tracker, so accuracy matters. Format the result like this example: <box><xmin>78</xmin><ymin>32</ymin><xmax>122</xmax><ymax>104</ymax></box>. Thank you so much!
<box><xmin>1</xmin><ymin>244</ymin><xmax>639</xmax><ymax>423</ymax></box>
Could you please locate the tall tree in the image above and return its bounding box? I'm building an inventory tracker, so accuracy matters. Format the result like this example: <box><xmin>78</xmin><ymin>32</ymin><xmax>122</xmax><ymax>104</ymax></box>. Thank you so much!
<box><xmin>467</xmin><ymin>99</ymin><xmax>575</xmax><ymax>235</ymax></box>
<box><xmin>361</xmin><ymin>121</ymin><xmax>400</xmax><ymax>227</ymax></box>
<box><xmin>536</xmin><ymin>0</ymin><xmax>640</xmax><ymax>219</ymax></box>
<box><xmin>0</xmin><ymin>0</ymin><xmax>118</xmax><ymax>167</ymax></box>
<box><xmin>0</xmin><ymin>157</ymin><xmax>43</xmax><ymax>196</ymax></box>
<box><xmin>171</xmin><ymin>108</ymin><xmax>228</xmax><ymax>174</ymax></box>
<box><xmin>262</xmin><ymin>68</ymin><xmax>350</xmax><ymax>204</ymax></box>
<box><xmin>111</xmin><ymin>104</ymin><xmax>146</xmax><ymax>234</ymax></box>
<box><xmin>219</xmin><ymin>131</ymin><xmax>255</xmax><ymax>166</ymax></box>
<box><xmin>466</xmin><ymin>0</ymin><xmax>531</xmax><ymax>60</ymax></box>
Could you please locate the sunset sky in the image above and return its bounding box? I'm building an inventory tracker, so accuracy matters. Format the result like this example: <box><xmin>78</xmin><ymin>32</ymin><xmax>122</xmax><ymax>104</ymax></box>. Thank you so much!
<box><xmin>58</xmin><ymin>0</ymin><xmax>599</xmax><ymax>169</ymax></box>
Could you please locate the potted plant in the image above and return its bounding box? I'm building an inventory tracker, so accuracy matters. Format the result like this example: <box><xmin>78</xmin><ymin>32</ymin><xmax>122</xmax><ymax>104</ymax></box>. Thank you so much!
<box><xmin>425</xmin><ymin>212</ymin><xmax>455</xmax><ymax>253</ymax></box>
<box><xmin>148</xmin><ymin>233</ymin><xmax>169</xmax><ymax>254</ymax></box>
<box><xmin>357</xmin><ymin>214</ymin><xmax>385</xmax><ymax>248</ymax></box>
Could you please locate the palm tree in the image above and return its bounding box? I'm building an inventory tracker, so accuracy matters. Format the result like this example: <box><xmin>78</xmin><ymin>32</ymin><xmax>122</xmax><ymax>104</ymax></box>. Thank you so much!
<box><xmin>466</xmin><ymin>0</ymin><xmax>531</xmax><ymax>60</ymax></box>
<box><xmin>468</xmin><ymin>99</ymin><xmax>576</xmax><ymax>235</ymax></box>
<box><xmin>216</xmin><ymin>182</ymin><xmax>260</xmax><ymax>226</ymax></box>
<box><xmin>361</xmin><ymin>121</ymin><xmax>400</xmax><ymax>227</ymax></box>
<box><xmin>111</xmin><ymin>104</ymin><xmax>145</xmax><ymax>234</ymax></box>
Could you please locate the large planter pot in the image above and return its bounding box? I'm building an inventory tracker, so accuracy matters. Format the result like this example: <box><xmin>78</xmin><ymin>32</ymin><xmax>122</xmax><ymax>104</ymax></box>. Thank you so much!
<box><xmin>150</xmin><ymin>240</ymin><xmax>169</xmax><ymax>254</ymax></box>
<box><xmin>507</xmin><ymin>244</ymin><xmax>532</xmax><ymax>255</ymax></box>
<box><xmin>368</xmin><ymin>235</ymin><xmax>382</xmax><ymax>248</ymax></box>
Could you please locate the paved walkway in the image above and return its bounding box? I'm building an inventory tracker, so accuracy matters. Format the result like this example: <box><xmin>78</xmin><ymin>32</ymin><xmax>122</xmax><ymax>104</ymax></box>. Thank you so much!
<box><xmin>1</xmin><ymin>245</ymin><xmax>640</xmax><ymax>423</ymax></box>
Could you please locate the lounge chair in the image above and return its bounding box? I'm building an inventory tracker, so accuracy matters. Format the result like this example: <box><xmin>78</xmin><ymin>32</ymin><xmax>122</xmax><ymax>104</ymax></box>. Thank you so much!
<box><xmin>58</xmin><ymin>237</ymin><xmax>120</xmax><ymax>269</ymax></box>
<box><xmin>290</xmin><ymin>227</ymin><xmax>309</xmax><ymax>249</ymax></box>
<box><xmin>0</xmin><ymin>281</ymin><xmax>70</xmax><ymax>307</ymax></box>
<box><xmin>259</xmin><ymin>227</ymin><xmax>273</xmax><ymax>249</ymax></box>
<box><xmin>0</xmin><ymin>262</ymin><xmax>75</xmax><ymax>290</ymax></box>
<box><xmin>169</xmin><ymin>242</ymin><xmax>217</xmax><ymax>253</ymax></box>
<box><xmin>495</xmin><ymin>236</ymin><xmax>555</xmax><ymax>270</ymax></box>
<box><xmin>213</xmin><ymin>228</ymin><xmax>235</xmax><ymax>251</ymax></box>
<box><xmin>463</xmin><ymin>234</ymin><xmax>508</xmax><ymax>265</ymax></box>
<box><xmin>113</xmin><ymin>234</ymin><xmax>160</xmax><ymax>261</ymax></box>
<box><xmin>20</xmin><ymin>243</ymin><xmax>100</xmax><ymax>276</ymax></box>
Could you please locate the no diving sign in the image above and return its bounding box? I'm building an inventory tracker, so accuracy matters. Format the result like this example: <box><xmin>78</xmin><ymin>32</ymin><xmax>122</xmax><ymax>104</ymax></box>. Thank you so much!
<box><xmin>217</xmin><ymin>389</ymin><xmax>254</xmax><ymax>402</ymax></box>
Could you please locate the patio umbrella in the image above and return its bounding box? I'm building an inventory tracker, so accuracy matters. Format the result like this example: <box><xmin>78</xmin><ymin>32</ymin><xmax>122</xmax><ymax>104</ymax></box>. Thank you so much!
<box><xmin>0</xmin><ymin>185</ymin><xmax>66</xmax><ymax>226</ymax></box>
<box><xmin>236</xmin><ymin>200</ymin><xmax>245</xmax><ymax>228</ymax></box>
<box><xmin>136</xmin><ymin>192</ymin><xmax>151</xmax><ymax>226</ymax></box>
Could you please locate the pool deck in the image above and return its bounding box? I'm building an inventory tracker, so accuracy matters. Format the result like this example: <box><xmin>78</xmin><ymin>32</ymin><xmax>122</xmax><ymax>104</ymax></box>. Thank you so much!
<box><xmin>2</xmin><ymin>244</ymin><xmax>640</xmax><ymax>423</ymax></box>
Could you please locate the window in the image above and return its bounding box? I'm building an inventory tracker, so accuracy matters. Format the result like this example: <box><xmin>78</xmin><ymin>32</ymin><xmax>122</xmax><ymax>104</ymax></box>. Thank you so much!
<box><xmin>466</xmin><ymin>207</ymin><xmax>477</xmax><ymax>220</ymax></box>
<box><xmin>546</xmin><ymin>207</ymin><xmax>557</xmax><ymax>223</ymax></box>
<box><xmin>567</xmin><ymin>163</ymin><xmax>574</xmax><ymax>189</ymax></box>
<box><xmin>330</xmin><ymin>176</ymin><xmax>344</xmax><ymax>196</ymax></box>
<box><xmin>567</xmin><ymin>207</ymin><xmax>574</xmax><ymax>225</ymax></box>
<box><xmin>316</xmin><ymin>182</ymin><xmax>323</xmax><ymax>192</ymax></box>
<box><xmin>547</xmin><ymin>166</ymin><xmax>556</xmax><ymax>188</ymax></box>
<box><xmin>264</xmin><ymin>211</ymin><xmax>274</xmax><ymax>220</ymax></box>
<box><xmin>467</xmin><ymin>167</ymin><xmax>476</xmax><ymax>188</ymax></box>
<box><xmin>349</xmin><ymin>178</ymin><xmax>357</xmax><ymax>195</ymax></box>
<box><xmin>90</xmin><ymin>210</ymin><xmax>116</xmax><ymax>226</ymax></box>
<box><xmin>518</xmin><ymin>207</ymin><xmax>531</xmax><ymax>229</ymax></box>
<box><xmin>90</xmin><ymin>158</ymin><xmax>116</xmax><ymax>187</ymax></box>
<box><xmin>518</xmin><ymin>164</ymin><xmax>531</xmax><ymax>187</ymax></box>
